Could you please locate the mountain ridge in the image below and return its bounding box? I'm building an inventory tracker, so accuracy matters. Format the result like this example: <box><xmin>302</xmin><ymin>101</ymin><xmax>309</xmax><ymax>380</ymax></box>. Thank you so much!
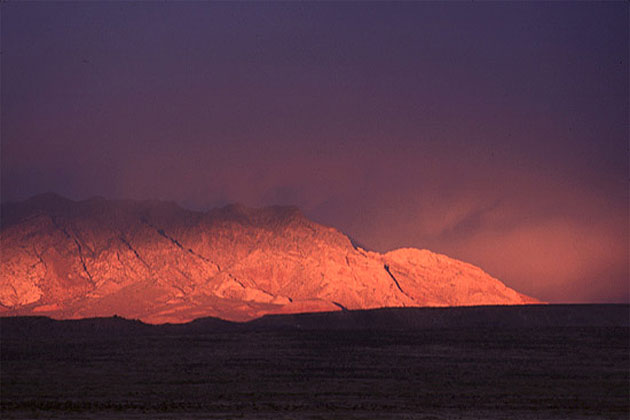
<box><xmin>3</xmin><ymin>305</ymin><xmax>627</xmax><ymax>337</ymax></box>
<box><xmin>1</xmin><ymin>194</ymin><xmax>539</xmax><ymax>323</ymax></box>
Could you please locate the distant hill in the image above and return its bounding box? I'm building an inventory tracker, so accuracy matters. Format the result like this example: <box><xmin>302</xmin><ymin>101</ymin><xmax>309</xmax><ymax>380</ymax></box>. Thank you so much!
<box><xmin>2</xmin><ymin>305</ymin><xmax>627</xmax><ymax>339</ymax></box>
<box><xmin>1</xmin><ymin>194</ymin><xmax>538</xmax><ymax>323</ymax></box>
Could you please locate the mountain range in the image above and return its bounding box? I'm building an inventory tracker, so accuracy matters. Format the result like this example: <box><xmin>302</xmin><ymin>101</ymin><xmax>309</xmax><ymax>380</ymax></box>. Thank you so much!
<box><xmin>0</xmin><ymin>194</ymin><xmax>538</xmax><ymax>323</ymax></box>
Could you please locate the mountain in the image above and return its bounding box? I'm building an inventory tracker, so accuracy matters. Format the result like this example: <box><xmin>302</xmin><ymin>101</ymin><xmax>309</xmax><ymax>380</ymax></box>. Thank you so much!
<box><xmin>0</xmin><ymin>194</ymin><xmax>539</xmax><ymax>323</ymax></box>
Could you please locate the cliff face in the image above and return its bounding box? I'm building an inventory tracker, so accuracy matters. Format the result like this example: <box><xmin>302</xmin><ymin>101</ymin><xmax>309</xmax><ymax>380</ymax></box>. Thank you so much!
<box><xmin>0</xmin><ymin>194</ymin><xmax>538</xmax><ymax>323</ymax></box>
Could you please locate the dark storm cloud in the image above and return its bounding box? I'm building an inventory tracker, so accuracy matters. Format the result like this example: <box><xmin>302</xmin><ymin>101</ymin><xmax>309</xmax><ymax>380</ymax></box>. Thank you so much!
<box><xmin>1</xmin><ymin>2</ymin><xmax>627</xmax><ymax>303</ymax></box>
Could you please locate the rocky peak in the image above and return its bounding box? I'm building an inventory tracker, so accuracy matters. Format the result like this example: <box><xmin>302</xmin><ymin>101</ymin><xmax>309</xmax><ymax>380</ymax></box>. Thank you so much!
<box><xmin>0</xmin><ymin>195</ymin><xmax>540</xmax><ymax>323</ymax></box>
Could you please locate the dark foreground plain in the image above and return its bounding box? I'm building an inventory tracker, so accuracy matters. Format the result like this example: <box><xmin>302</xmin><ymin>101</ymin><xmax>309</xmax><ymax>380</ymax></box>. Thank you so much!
<box><xmin>2</xmin><ymin>305</ymin><xmax>628</xmax><ymax>419</ymax></box>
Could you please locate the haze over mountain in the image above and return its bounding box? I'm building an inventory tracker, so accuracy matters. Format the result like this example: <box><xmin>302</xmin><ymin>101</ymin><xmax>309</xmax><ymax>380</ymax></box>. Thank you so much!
<box><xmin>1</xmin><ymin>194</ymin><xmax>538</xmax><ymax>323</ymax></box>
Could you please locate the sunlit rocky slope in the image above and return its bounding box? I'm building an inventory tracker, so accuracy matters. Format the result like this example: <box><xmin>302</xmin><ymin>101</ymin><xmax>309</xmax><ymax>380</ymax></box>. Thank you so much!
<box><xmin>0</xmin><ymin>194</ymin><xmax>538</xmax><ymax>323</ymax></box>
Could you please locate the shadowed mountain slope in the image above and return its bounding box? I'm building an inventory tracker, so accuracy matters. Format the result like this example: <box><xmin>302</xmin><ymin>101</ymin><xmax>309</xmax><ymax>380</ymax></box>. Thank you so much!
<box><xmin>1</xmin><ymin>194</ymin><xmax>538</xmax><ymax>323</ymax></box>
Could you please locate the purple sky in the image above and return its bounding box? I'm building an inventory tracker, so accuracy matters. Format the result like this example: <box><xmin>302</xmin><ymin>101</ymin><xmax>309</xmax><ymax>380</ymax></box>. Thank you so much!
<box><xmin>2</xmin><ymin>2</ymin><xmax>628</xmax><ymax>303</ymax></box>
